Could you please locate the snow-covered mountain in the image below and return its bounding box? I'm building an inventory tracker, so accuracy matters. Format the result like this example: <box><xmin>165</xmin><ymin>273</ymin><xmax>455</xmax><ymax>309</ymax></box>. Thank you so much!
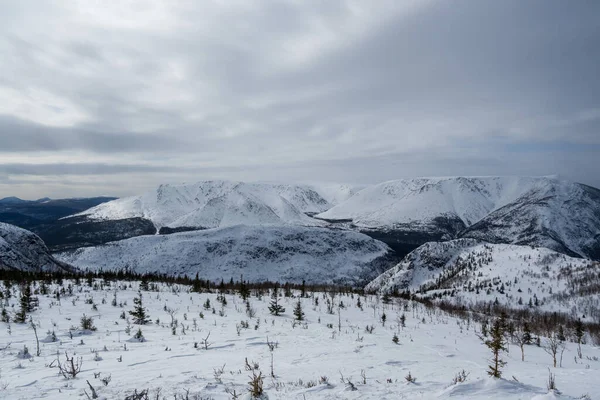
<box><xmin>317</xmin><ymin>176</ymin><xmax>600</xmax><ymax>259</ymax></box>
<box><xmin>56</xmin><ymin>225</ymin><xmax>394</xmax><ymax>286</ymax></box>
<box><xmin>318</xmin><ymin>176</ymin><xmax>551</xmax><ymax>229</ymax></box>
<box><xmin>461</xmin><ymin>180</ymin><xmax>600</xmax><ymax>259</ymax></box>
<box><xmin>302</xmin><ymin>182</ymin><xmax>367</xmax><ymax>207</ymax></box>
<box><xmin>0</xmin><ymin>222</ymin><xmax>74</xmax><ymax>272</ymax></box>
<box><xmin>75</xmin><ymin>181</ymin><xmax>345</xmax><ymax>229</ymax></box>
<box><xmin>26</xmin><ymin>176</ymin><xmax>599</xmax><ymax>261</ymax></box>
<box><xmin>366</xmin><ymin>239</ymin><xmax>600</xmax><ymax>318</ymax></box>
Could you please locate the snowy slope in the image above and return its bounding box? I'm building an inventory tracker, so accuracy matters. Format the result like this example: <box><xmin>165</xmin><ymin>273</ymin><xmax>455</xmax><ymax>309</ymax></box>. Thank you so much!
<box><xmin>303</xmin><ymin>182</ymin><xmax>367</xmax><ymax>206</ymax></box>
<box><xmin>317</xmin><ymin>176</ymin><xmax>600</xmax><ymax>259</ymax></box>
<box><xmin>56</xmin><ymin>225</ymin><xmax>394</xmax><ymax>286</ymax></box>
<box><xmin>366</xmin><ymin>239</ymin><xmax>600</xmax><ymax>318</ymax></box>
<box><xmin>75</xmin><ymin>181</ymin><xmax>338</xmax><ymax>229</ymax></box>
<box><xmin>0</xmin><ymin>222</ymin><xmax>74</xmax><ymax>272</ymax></box>
<box><xmin>317</xmin><ymin>176</ymin><xmax>551</xmax><ymax>229</ymax></box>
<box><xmin>461</xmin><ymin>180</ymin><xmax>600</xmax><ymax>259</ymax></box>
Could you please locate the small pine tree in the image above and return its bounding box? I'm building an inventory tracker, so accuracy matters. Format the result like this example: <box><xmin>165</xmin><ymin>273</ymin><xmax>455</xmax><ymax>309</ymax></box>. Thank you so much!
<box><xmin>1</xmin><ymin>307</ymin><xmax>9</xmax><ymax>323</ymax></box>
<box><xmin>268</xmin><ymin>286</ymin><xmax>285</xmax><ymax>316</ymax></box>
<box><xmin>14</xmin><ymin>283</ymin><xmax>32</xmax><ymax>323</ymax></box>
<box><xmin>484</xmin><ymin>318</ymin><xmax>507</xmax><ymax>378</ymax></box>
<box><xmin>129</xmin><ymin>291</ymin><xmax>150</xmax><ymax>325</ymax></box>
<box><xmin>573</xmin><ymin>319</ymin><xmax>585</xmax><ymax>358</ymax></box>
<box><xmin>382</xmin><ymin>293</ymin><xmax>391</xmax><ymax>304</ymax></box>
<box><xmin>80</xmin><ymin>314</ymin><xmax>97</xmax><ymax>331</ymax></box>
<box><xmin>293</xmin><ymin>299</ymin><xmax>305</xmax><ymax>321</ymax></box>
<box><xmin>557</xmin><ymin>325</ymin><xmax>566</xmax><ymax>342</ymax></box>
<box><xmin>139</xmin><ymin>278</ymin><xmax>149</xmax><ymax>292</ymax></box>
<box><xmin>522</xmin><ymin>322</ymin><xmax>532</xmax><ymax>344</ymax></box>
<box><xmin>481</xmin><ymin>319</ymin><xmax>488</xmax><ymax>337</ymax></box>
<box><xmin>192</xmin><ymin>273</ymin><xmax>202</xmax><ymax>293</ymax></box>
<box><xmin>239</xmin><ymin>280</ymin><xmax>250</xmax><ymax>301</ymax></box>
<box><xmin>133</xmin><ymin>327</ymin><xmax>145</xmax><ymax>341</ymax></box>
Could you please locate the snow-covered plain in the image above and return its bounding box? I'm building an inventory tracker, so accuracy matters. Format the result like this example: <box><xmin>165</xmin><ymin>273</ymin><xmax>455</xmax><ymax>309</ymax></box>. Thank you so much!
<box><xmin>1</xmin><ymin>281</ymin><xmax>599</xmax><ymax>399</ymax></box>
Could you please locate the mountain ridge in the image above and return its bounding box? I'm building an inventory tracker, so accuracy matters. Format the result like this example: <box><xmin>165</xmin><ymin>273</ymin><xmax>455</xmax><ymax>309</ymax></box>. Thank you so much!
<box><xmin>56</xmin><ymin>224</ymin><xmax>394</xmax><ymax>286</ymax></box>
<box><xmin>0</xmin><ymin>222</ymin><xmax>74</xmax><ymax>272</ymax></box>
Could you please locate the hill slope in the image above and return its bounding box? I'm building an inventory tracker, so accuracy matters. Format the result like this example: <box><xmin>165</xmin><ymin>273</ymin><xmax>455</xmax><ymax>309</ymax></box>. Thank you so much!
<box><xmin>366</xmin><ymin>239</ymin><xmax>600</xmax><ymax>318</ymax></box>
<box><xmin>0</xmin><ymin>222</ymin><xmax>74</xmax><ymax>272</ymax></box>
<box><xmin>461</xmin><ymin>181</ymin><xmax>600</xmax><ymax>259</ymax></box>
<box><xmin>56</xmin><ymin>225</ymin><xmax>394</xmax><ymax>286</ymax></box>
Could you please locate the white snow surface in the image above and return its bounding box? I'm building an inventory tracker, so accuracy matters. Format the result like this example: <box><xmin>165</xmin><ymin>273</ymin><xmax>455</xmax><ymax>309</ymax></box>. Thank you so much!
<box><xmin>0</xmin><ymin>222</ymin><xmax>71</xmax><ymax>272</ymax></box>
<box><xmin>317</xmin><ymin>176</ymin><xmax>571</xmax><ymax>228</ymax></box>
<box><xmin>366</xmin><ymin>239</ymin><xmax>600</xmax><ymax>318</ymax></box>
<box><xmin>0</xmin><ymin>281</ymin><xmax>598</xmax><ymax>399</ymax></box>
<box><xmin>56</xmin><ymin>225</ymin><xmax>393</xmax><ymax>286</ymax></box>
<box><xmin>75</xmin><ymin>181</ymin><xmax>359</xmax><ymax>229</ymax></box>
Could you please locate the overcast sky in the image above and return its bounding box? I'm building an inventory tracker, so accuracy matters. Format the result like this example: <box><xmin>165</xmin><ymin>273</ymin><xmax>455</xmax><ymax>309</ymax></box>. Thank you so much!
<box><xmin>1</xmin><ymin>0</ymin><xmax>599</xmax><ymax>199</ymax></box>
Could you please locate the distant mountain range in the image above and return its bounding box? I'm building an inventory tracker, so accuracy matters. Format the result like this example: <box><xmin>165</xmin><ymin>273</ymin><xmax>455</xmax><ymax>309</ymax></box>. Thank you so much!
<box><xmin>0</xmin><ymin>196</ymin><xmax>118</xmax><ymax>251</ymax></box>
<box><xmin>57</xmin><ymin>176</ymin><xmax>600</xmax><ymax>260</ymax></box>
<box><xmin>49</xmin><ymin>181</ymin><xmax>359</xmax><ymax>251</ymax></box>
<box><xmin>1</xmin><ymin>176</ymin><xmax>599</xmax><ymax>286</ymax></box>
<box><xmin>0</xmin><ymin>196</ymin><xmax>117</xmax><ymax>229</ymax></box>
<box><xmin>317</xmin><ymin>176</ymin><xmax>600</xmax><ymax>260</ymax></box>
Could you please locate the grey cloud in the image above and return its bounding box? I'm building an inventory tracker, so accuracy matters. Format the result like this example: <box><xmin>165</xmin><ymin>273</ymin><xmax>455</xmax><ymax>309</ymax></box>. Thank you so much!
<box><xmin>0</xmin><ymin>116</ymin><xmax>203</xmax><ymax>153</ymax></box>
<box><xmin>0</xmin><ymin>163</ymin><xmax>183</xmax><ymax>176</ymax></box>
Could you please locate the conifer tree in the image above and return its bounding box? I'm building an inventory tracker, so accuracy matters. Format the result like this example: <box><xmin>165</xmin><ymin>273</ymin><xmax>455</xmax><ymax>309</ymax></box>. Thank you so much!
<box><xmin>522</xmin><ymin>322</ymin><xmax>532</xmax><ymax>344</ymax></box>
<box><xmin>14</xmin><ymin>283</ymin><xmax>32</xmax><ymax>323</ymax></box>
<box><xmin>557</xmin><ymin>325</ymin><xmax>566</xmax><ymax>342</ymax></box>
<box><xmin>139</xmin><ymin>278</ymin><xmax>149</xmax><ymax>292</ymax></box>
<box><xmin>192</xmin><ymin>273</ymin><xmax>202</xmax><ymax>293</ymax></box>
<box><xmin>129</xmin><ymin>291</ymin><xmax>151</xmax><ymax>325</ymax></box>
<box><xmin>239</xmin><ymin>279</ymin><xmax>250</xmax><ymax>301</ymax></box>
<box><xmin>293</xmin><ymin>299</ymin><xmax>305</xmax><ymax>321</ymax></box>
<box><xmin>283</xmin><ymin>283</ymin><xmax>292</xmax><ymax>298</ymax></box>
<box><xmin>573</xmin><ymin>319</ymin><xmax>585</xmax><ymax>358</ymax></box>
<box><xmin>382</xmin><ymin>292</ymin><xmax>391</xmax><ymax>304</ymax></box>
<box><xmin>268</xmin><ymin>286</ymin><xmax>285</xmax><ymax>316</ymax></box>
<box><xmin>483</xmin><ymin>318</ymin><xmax>507</xmax><ymax>378</ymax></box>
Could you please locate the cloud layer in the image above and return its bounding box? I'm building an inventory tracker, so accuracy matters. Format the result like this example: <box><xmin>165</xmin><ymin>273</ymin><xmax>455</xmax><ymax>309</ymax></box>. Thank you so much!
<box><xmin>1</xmin><ymin>0</ymin><xmax>599</xmax><ymax>198</ymax></box>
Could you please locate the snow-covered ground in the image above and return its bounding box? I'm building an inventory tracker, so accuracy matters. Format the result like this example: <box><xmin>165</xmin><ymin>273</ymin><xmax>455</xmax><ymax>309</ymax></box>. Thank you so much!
<box><xmin>1</xmin><ymin>281</ymin><xmax>598</xmax><ymax>399</ymax></box>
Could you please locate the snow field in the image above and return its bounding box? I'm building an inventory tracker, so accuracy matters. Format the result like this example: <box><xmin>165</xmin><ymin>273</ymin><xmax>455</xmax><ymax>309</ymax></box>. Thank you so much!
<box><xmin>0</xmin><ymin>281</ymin><xmax>599</xmax><ymax>399</ymax></box>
